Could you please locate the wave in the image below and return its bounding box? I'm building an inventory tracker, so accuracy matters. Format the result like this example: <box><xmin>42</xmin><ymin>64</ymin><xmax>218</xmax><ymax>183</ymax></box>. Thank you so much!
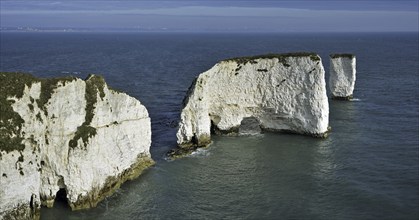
<box><xmin>188</xmin><ymin>147</ymin><xmax>211</xmax><ymax>158</ymax></box>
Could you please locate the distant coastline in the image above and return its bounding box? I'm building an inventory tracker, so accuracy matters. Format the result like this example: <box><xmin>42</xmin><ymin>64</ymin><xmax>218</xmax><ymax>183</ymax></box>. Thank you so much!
<box><xmin>1</xmin><ymin>27</ymin><xmax>418</xmax><ymax>34</ymax></box>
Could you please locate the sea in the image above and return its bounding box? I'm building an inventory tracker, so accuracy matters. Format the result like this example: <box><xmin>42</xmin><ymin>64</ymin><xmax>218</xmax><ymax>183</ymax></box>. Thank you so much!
<box><xmin>0</xmin><ymin>32</ymin><xmax>418</xmax><ymax>220</ymax></box>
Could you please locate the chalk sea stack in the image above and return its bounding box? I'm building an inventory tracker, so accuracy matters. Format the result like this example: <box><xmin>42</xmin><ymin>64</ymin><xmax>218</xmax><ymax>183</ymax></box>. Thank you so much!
<box><xmin>329</xmin><ymin>54</ymin><xmax>357</xmax><ymax>100</ymax></box>
<box><xmin>0</xmin><ymin>73</ymin><xmax>153</xmax><ymax>219</ymax></box>
<box><xmin>172</xmin><ymin>53</ymin><xmax>330</xmax><ymax>158</ymax></box>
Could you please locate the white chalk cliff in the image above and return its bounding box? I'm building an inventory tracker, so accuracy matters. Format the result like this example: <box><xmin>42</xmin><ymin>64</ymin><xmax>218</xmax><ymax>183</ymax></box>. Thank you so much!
<box><xmin>0</xmin><ymin>73</ymin><xmax>153</xmax><ymax>219</ymax></box>
<box><xmin>176</xmin><ymin>53</ymin><xmax>330</xmax><ymax>151</ymax></box>
<box><xmin>329</xmin><ymin>54</ymin><xmax>356</xmax><ymax>100</ymax></box>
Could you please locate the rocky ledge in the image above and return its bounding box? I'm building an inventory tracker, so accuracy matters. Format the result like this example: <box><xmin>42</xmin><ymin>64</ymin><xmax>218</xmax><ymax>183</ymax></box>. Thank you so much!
<box><xmin>0</xmin><ymin>72</ymin><xmax>153</xmax><ymax>219</ymax></box>
<box><xmin>171</xmin><ymin>53</ymin><xmax>330</xmax><ymax>158</ymax></box>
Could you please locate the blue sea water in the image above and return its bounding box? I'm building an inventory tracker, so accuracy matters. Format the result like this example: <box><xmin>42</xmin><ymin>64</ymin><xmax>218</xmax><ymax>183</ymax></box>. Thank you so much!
<box><xmin>0</xmin><ymin>32</ymin><xmax>418</xmax><ymax>219</ymax></box>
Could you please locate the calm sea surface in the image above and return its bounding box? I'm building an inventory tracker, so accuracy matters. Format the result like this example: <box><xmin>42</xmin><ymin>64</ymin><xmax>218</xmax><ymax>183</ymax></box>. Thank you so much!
<box><xmin>0</xmin><ymin>32</ymin><xmax>418</xmax><ymax>219</ymax></box>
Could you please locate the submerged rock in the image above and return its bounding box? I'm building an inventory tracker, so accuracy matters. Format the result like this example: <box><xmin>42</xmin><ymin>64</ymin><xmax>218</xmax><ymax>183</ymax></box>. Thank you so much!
<box><xmin>0</xmin><ymin>73</ymin><xmax>153</xmax><ymax>219</ymax></box>
<box><xmin>173</xmin><ymin>53</ymin><xmax>330</xmax><ymax>157</ymax></box>
<box><xmin>329</xmin><ymin>54</ymin><xmax>356</xmax><ymax>100</ymax></box>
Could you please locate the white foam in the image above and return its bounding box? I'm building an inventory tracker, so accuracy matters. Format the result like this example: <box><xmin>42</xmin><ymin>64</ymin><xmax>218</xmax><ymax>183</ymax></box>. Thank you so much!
<box><xmin>239</xmin><ymin>131</ymin><xmax>264</xmax><ymax>136</ymax></box>
<box><xmin>189</xmin><ymin>148</ymin><xmax>211</xmax><ymax>157</ymax></box>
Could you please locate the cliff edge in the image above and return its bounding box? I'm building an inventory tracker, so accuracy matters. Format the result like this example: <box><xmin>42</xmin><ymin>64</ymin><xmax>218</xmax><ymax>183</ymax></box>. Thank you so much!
<box><xmin>172</xmin><ymin>53</ymin><xmax>329</xmax><ymax>157</ymax></box>
<box><xmin>0</xmin><ymin>73</ymin><xmax>153</xmax><ymax>219</ymax></box>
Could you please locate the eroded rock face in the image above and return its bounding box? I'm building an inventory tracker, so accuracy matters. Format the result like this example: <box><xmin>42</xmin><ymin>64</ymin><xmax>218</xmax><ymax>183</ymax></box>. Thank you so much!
<box><xmin>174</xmin><ymin>53</ymin><xmax>330</xmax><ymax>155</ymax></box>
<box><xmin>0</xmin><ymin>73</ymin><xmax>153</xmax><ymax>219</ymax></box>
<box><xmin>329</xmin><ymin>54</ymin><xmax>356</xmax><ymax>100</ymax></box>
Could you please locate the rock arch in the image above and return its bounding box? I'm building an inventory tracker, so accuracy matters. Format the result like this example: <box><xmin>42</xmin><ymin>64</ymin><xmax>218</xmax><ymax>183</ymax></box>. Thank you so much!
<box><xmin>174</xmin><ymin>53</ymin><xmax>329</xmax><ymax>156</ymax></box>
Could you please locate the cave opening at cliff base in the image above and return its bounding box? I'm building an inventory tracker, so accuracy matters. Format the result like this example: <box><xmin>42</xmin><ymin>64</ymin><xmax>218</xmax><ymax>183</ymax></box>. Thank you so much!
<box><xmin>210</xmin><ymin>116</ymin><xmax>262</xmax><ymax>136</ymax></box>
<box><xmin>54</xmin><ymin>188</ymin><xmax>71</xmax><ymax>210</ymax></box>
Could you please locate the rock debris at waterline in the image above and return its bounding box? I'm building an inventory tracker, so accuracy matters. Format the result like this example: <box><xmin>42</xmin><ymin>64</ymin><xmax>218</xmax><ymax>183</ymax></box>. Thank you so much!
<box><xmin>172</xmin><ymin>53</ymin><xmax>330</xmax><ymax>158</ymax></box>
<box><xmin>0</xmin><ymin>72</ymin><xmax>153</xmax><ymax>220</ymax></box>
<box><xmin>329</xmin><ymin>54</ymin><xmax>357</xmax><ymax>100</ymax></box>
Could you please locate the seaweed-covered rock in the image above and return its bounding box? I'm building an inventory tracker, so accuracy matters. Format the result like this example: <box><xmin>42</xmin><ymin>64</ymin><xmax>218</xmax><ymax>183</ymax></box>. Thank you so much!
<box><xmin>329</xmin><ymin>54</ymin><xmax>356</xmax><ymax>100</ymax></box>
<box><xmin>0</xmin><ymin>73</ymin><xmax>153</xmax><ymax>219</ymax></box>
<box><xmin>174</xmin><ymin>53</ymin><xmax>329</xmax><ymax>156</ymax></box>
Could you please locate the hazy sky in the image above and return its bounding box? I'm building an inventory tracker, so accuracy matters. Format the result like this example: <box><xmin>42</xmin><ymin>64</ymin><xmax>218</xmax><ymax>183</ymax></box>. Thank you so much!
<box><xmin>1</xmin><ymin>0</ymin><xmax>418</xmax><ymax>32</ymax></box>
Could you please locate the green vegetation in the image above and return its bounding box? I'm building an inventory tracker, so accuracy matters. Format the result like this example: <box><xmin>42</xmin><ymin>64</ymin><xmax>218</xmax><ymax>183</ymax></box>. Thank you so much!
<box><xmin>36</xmin><ymin>113</ymin><xmax>43</xmax><ymax>122</ymax></box>
<box><xmin>68</xmin><ymin>125</ymin><xmax>97</xmax><ymax>149</ymax></box>
<box><xmin>36</xmin><ymin>76</ymin><xmax>76</xmax><ymax>114</ymax></box>
<box><xmin>0</xmin><ymin>72</ymin><xmax>109</xmax><ymax>152</ymax></box>
<box><xmin>86</xmin><ymin>74</ymin><xmax>106</xmax><ymax>101</ymax></box>
<box><xmin>0</xmin><ymin>72</ymin><xmax>77</xmax><ymax>153</ymax></box>
<box><xmin>28</xmin><ymin>103</ymin><xmax>34</xmax><ymax>111</ymax></box>
<box><xmin>167</xmin><ymin>145</ymin><xmax>200</xmax><ymax>159</ymax></box>
<box><xmin>2</xmin><ymin>202</ymin><xmax>40</xmax><ymax>220</ymax></box>
<box><xmin>68</xmin><ymin>74</ymin><xmax>106</xmax><ymax>149</ymax></box>
<box><xmin>45</xmin><ymin>134</ymin><xmax>49</xmax><ymax>145</ymax></box>
<box><xmin>332</xmin><ymin>95</ymin><xmax>353</xmax><ymax>101</ymax></box>
<box><xmin>0</xmin><ymin>72</ymin><xmax>37</xmax><ymax>153</ymax></box>
<box><xmin>17</xmin><ymin>153</ymin><xmax>24</xmax><ymax>162</ymax></box>
<box><xmin>108</xmin><ymin>87</ymin><xmax>124</xmax><ymax>94</ymax></box>
<box><xmin>69</xmin><ymin>154</ymin><xmax>154</xmax><ymax>210</ymax></box>
<box><xmin>330</xmin><ymin>53</ymin><xmax>355</xmax><ymax>59</ymax></box>
<box><xmin>223</xmin><ymin>52</ymin><xmax>321</xmax><ymax>66</ymax></box>
<box><xmin>84</xmin><ymin>75</ymin><xmax>104</xmax><ymax>125</ymax></box>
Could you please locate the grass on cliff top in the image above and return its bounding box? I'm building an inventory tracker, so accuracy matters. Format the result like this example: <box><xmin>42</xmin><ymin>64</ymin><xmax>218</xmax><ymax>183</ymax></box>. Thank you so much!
<box><xmin>0</xmin><ymin>72</ymin><xmax>40</xmax><ymax>153</ymax></box>
<box><xmin>0</xmin><ymin>72</ymin><xmax>77</xmax><ymax>152</ymax></box>
<box><xmin>0</xmin><ymin>72</ymin><xmax>108</xmax><ymax>153</ymax></box>
<box><xmin>330</xmin><ymin>53</ymin><xmax>355</xmax><ymax>59</ymax></box>
<box><xmin>223</xmin><ymin>52</ymin><xmax>321</xmax><ymax>65</ymax></box>
<box><xmin>37</xmin><ymin>76</ymin><xmax>77</xmax><ymax>114</ymax></box>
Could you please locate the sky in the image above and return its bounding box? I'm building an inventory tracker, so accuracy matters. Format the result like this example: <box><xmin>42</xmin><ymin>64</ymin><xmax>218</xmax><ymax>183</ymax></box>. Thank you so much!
<box><xmin>0</xmin><ymin>0</ymin><xmax>418</xmax><ymax>32</ymax></box>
